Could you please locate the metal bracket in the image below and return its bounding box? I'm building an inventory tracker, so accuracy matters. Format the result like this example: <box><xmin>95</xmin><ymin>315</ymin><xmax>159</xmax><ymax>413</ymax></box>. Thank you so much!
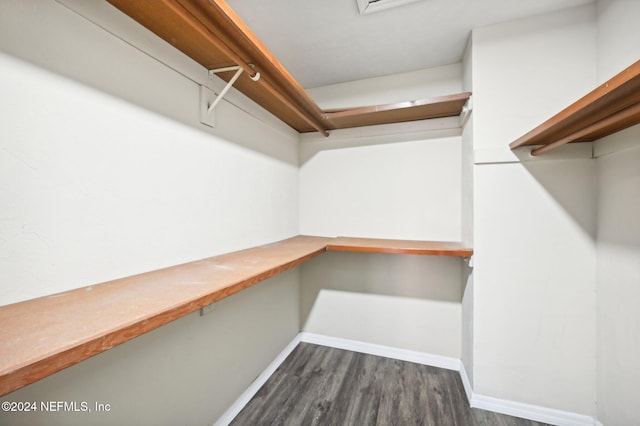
<box><xmin>207</xmin><ymin>66</ymin><xmax>243</xmax><ymax>113</ymax></box>
<box><xmin>199</xmin><ymin>65</ymin><xmax>261</xmax><ymax>128</ymax></box>
<box><xmin>459</xmin><ymin>96</ymin><xmax>473</xmax><ymax>127</ymax></box>
<box><xmin>464</xmin><ymin>255</ymin><xmax>475</xmax><ymax>268</ymax></box>
<box><xmin>206</xmin><ymin>65</ymin><xmax>261</xmax><ymax>113</ymax></box>
<box><xmin>200</xmin><ymin>304</ymin><xmax>215</xmax><ymax>316</ymax></box>
<box><xmin>199</xmin><ymin>85</ymin><xmax>216</xmax><ymax>127</ymax></box>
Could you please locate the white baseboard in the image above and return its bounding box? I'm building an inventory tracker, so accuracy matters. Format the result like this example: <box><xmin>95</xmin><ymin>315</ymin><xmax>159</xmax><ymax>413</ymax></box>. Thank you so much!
<box><xmin>299</xmin><ymin>332</ymin><xmax>461</xmax><ymax>371</ymax></box>
<box><xmin>458</xmin><ymin>366</ymin><xmax>598</xmax><ymax>426</ymax></box>
<box><xmin>459</xmin><ymin>361</ymin><xmax>474</xmax><ymax>404</ymax></box>
<box><xmin>213</xmin><ymin>334</ymin><xmax>303</xmax><ymax>426</ymax></box>
<box><xmin>471</xmin><ymin>394</ymin><xmax>598</xmax><ymax>426</ymax></box>
<box><xmin>215</xmin><ymin>333</ymin><xmax>600</xmax><ymax>426</ymax></box>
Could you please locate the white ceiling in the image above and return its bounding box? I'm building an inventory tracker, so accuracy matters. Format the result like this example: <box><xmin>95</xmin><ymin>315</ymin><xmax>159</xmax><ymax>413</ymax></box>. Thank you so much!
<box><xmin>225</xmin><ymin>0</ymin><xmax>594</xmax><ymax>89</ymax></box>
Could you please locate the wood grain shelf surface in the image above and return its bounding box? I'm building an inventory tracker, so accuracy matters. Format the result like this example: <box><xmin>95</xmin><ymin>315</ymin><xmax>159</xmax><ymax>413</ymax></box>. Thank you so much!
<box><xmin>0</xmin><ymin>235</ymin><xmax>472</xmax><ymax>396</ymax></box>
<box><xmin>324</xmin><ymin>93</ymin><xmax>471</xmax><ymax>130</ymax></box>
<box><xmin>510</xmin><ymin>60</ymin><xmax>640</xmax><ymax>153</ymax></box>
<box><xmin>107</xmin><ymin>0</ymin><xmax>331</xmax><ymax>135</ymax></box>
<box><xmin>0</xmin><ymin>235</ymin><xmax>330</xmax><ymax>397</ymax></box>
<box><xmin>106</xmin><ymin>0</ymin><xmax>470</xmax><ymax>134</ymax></box>
<box><xmin>327</xmin><ymin>237</ymin><xmax>473</xmax><ymax>257</ymax></box>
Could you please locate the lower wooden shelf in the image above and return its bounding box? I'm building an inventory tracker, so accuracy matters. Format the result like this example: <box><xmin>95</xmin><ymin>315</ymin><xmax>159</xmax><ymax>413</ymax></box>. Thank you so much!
<box><xmin>0</xmin><ymin>235</ymin><xmax>472</xmax><ymax>396</ymax></box>
<box><xmin>327</xmin><ymin>236</ymin><xmax>473</xmax><ymax>257</ymax></box>
<box><xmin>0</xmin><ymin>236</ymin><xmax>330</xmax><ymax>397</ymax></box>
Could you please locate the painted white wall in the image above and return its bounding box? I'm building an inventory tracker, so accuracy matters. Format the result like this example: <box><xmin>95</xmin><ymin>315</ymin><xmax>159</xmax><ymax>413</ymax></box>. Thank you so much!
<box><xmin>595</xmin><ymin>132</ymin><xmax>640</xmax><ymax>426</ymax></box>
<box><xmin>0</xmin><ymin>0</ymin><xmax>301</xmax><ymax>305</ymax></box>
<box><xmin>306</xmin><ymin>63</ymin><xmax>462</xmax><ymax>110</ymax></box>
<box><xmin>0</xmin><ymin>0</ymin><xmax>300</xmax><ymax>424</ymax></box>
<box><xmin>473</xmin><ymin>160</ymin><xmax>596</xmax><ymax>414</ymax></box>
<box><xmin>0</xmin><ymin>53</ymin><xmax>298</xmax><ymax>305</ymax></box>
<box><xmin>596</xmin><ymin>0</ymin><xmax>640</xmax><ymax>84</ymax></box>
<box><xmin>594</xmin><ymin>1</ymin><xmax>640</xmax><ymax>425</ymax></box>
<box><xmin>461</xmin><ymin>39</ymin><xmax>474</xmax><ymax>248</ymax></box>
<box><xmin>300</xmin><ymin>251</ymin><xmax>463</xmax><ymax>357</ymax></box>
<box><xmin>460</xmin><ymin>37</ymin><xmax>475</xmax><ymax>388</ymax></box>
<box><xmin>299</xmin><ymin>135</ymin><xmax>462</xmax><ymax>241</ymax></box>
<box><xmin>472</xmin><ymin>5</ymin><xmax>597</xmax><ymax>152</ymax></box>
<box><xmin>471</xmin><ymin>4</ymin><xmax>598</xmax><ymax>416</ymax></box>
<box><xmin>0</xmin><ymin>0</ymin><xmax>298</xmax><ymax>161</ymax></box>
<box><xmin>7</xmin><ymin>0</ymin><xmax>637</xmax><ymax>424</ymax></box>
<box><xmin>298</xmin><ymin>64</ymin><xmax>465</xmax><ymax>358</ymax></box>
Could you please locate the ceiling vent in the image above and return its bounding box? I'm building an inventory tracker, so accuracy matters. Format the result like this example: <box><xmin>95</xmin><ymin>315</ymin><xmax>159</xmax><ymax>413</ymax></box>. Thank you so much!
<box><xmin>356</xmin><ymin>0</ymin><xmax>426</xmax><ymax>15</ymax></box>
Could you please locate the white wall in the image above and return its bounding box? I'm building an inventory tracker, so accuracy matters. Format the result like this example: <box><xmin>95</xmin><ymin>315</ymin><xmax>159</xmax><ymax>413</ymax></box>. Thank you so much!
<box><xmin>0</xmin><ymin>52</ymin><xmax>298</xmax><ymax>305</ymax></box>
<box><xmin>594</xmin><ymin>1</ymin><xmax>640</xmax><ymax>425</ymax></box>
<box><xmin>299</xmin><ymin>65</ymin><xmax>466</xmax><ymax>357</ymax></box>
<box><xmin>460</xmin><ymin>37</ymin><xmax>475</xmax><ymax>388</ymax></box>
<box><xmin>0</xmin><ymin>0</ymin><xmax>297</xmax><ymax>162</ymax></box>
<box><xmin>301</xmin><ymin>251</ymin><xmax>463</xmax><ymax>357</ymax></box>
<box><xmin>595</xmin><ymin>132</ymin><xmax>640</xmax><ymax>426</ymax></box>
<box><xmin>300</xmin><ymin>134</ymin><xmax>462</xmax><ymax>241</ymax></box>
<box><xmin>0</xmin><ymin>0</ymin><xmax>300</xmax><ymax>424</ymax></box>
<box><xmin>473</xmin><ymin>159</ymin><xmax>596</xmax><ymax>414</ymax></box>
<box><xmin>471</xmin><ymin>4</ymin><xmax>598</xmax><ymax>416</ymax></box>
<box><xmin>6</xmin><ymin>0</ymin><xmax>638</xmax><ymax>424</ymax></box>
<box><xmin>473</xmin><ymin>5</ymin><xmax>597</xmax><ymax>152</ymax></box>
<box><xmin>300</xmin><ymin>63</ymin><xmax>464</xmax><ymax>241</ymax></box>
<box><xmin>306</xmin><ymin>63</ymin><xmax>462</xmax><ymax>110</ymax></box>
<box><xmin>596</xmin><ymin>0</ymin><xmax>640</xmax><ymax>84</ymax></box>
<box><xmin>0</xmin><ymin>0</ymin><xmax>301</xmax><ymax>305</ymax></box>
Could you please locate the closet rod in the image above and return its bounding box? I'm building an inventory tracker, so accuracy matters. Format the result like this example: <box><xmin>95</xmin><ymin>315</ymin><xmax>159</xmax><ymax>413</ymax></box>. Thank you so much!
<box><xmin>161</xmin><ymin>0</ymin><xmax>257</xmax><ymax>79</ymax></box>
<box><xmin>208</xmin><ymin>0</ymin><xmax>330</xmax><ymax>129</ymax></box>
<box><xmin>531</xmin><ymin>102</ymin><xmax>640</xmax><ymax>156</ymax></box>
<box><xmin>162</xmin><ymin>0</ymin><xmax>330</xmax><ymax>136</ymax></box>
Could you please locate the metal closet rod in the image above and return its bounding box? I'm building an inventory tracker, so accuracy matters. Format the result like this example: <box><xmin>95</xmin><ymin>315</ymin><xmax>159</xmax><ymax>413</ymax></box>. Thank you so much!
<box><xmin>161</xmin><ymin>0</ymin><xmax>258</xmax><ymax>79</ymax></box>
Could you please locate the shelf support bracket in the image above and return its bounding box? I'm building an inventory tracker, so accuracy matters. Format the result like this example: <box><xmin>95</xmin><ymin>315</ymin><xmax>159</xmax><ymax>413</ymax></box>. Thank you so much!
<box><xmin>464</xmin><ymin>255</ymin><xmax>474</xmax><ymax>268</ymax></box>
<box><xmin>459</xmin><ymin>96</ymin><xmax>472</xmax><ymax>127</ymax></box>
<box><xmin>207</xmin><ymin>66</ymin><xmax>242</xmax><ymax>113</ymax></box>
<box><xmin>207</xmin><ymin>65</ymin><xmax>261</xmax><ymax>113</ymax></box>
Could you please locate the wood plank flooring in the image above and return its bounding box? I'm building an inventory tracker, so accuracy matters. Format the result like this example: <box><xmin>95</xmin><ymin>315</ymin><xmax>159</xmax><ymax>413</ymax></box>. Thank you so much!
<box><xmin>230</xmin><ymin>343</ymin><xmax>550</xmax><ymax>426</ymax></box>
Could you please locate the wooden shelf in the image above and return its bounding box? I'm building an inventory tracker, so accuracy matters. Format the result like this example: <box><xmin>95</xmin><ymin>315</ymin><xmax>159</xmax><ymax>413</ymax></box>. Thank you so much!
<box><xmin>0</xmin><ymin>235</ymin><xmax>472</xmax><ymax>396</ymax></box>
<box><xmin>324</xmin><ymin>93</ymin><xmax>471</xmax><ymax>130</ymax></box>
<box><xmin>107</xmin><ymin>0</ymin><xmax>470</xmax><ymax>135</ymax></box>
<box><xmin>107</xmin><ymin>0</ymin><xmax>331</xmax><ymax>135</ymax></box>
<box><xmin>510</xmin><ymin>60</ymin><xmax>640</xmax><ymax>155</ymax></box>
<box><xmin>0</xmin><ymin>236</ymin><xmax>330</xmax><ymax>397</ymax></box>
<box><xmin>327</xmin><ymin>237</ymin><xmax>473</xmax><ymax>257</ymax></box>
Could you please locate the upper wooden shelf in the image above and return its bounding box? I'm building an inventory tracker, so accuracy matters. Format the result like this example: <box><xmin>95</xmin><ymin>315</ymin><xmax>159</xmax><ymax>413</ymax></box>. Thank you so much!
<box><xmin>324</xmin><ymin>93</ymin><xmax>471</xmax><ymax>130</ymax></box>
<box><xmin>0</xmin><ymin>235</ymin><xmax>472</xmax><ymax>396</ymax></box>
<box><xmin>107</xmin><ymin>0</ymin><xmax>470</xmax><ymax>135</ymax></box>
<box><xmin>327</xmin><ymin>237</ymin><xmax>473</xmax><ymax>257</ymax></box>
<box><xmin>510</xmin><ymin>60</ymin><xmax>640</xmax><ymax>155</ymax></box>
<box><xmin>108</xmin><ymin>0</ymin><xmax>330</xmax><ymax>135</ymax></box>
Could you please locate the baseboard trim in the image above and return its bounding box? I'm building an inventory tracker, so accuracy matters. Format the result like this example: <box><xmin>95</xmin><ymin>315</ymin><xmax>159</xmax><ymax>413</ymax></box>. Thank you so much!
<box><xmin>459</xmin><ymin>361</ymin><xmax>474</xmax><ymax>404</ymax></box>
<box><xmin>471</xmin><ymin>394</ymin><xmax>597</xmax><ymax>426</ymax></box>
<box><xmin>213</xmin><ymin>334</ymin><xmax>303</xmax><ymax>426</ymax></box>
<box><xmin>458</xmin><ymin>365</ymin><xmax>598</xmax><ymax>426</ymax></box>
<box><xmin>215</xmin><ymin>333</ymin><xmax>599</xmax><ymax>426</ymax></box>
<box><xmin>299</xmin><ymin>332</ymin><xmax>461</xmax><ymax>371</ymax></box>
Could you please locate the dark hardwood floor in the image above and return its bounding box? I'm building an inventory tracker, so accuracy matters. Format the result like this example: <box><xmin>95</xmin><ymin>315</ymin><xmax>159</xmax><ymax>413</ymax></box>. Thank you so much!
<box><xmin>230</xmin><ymin>343</ymin><xmax>550</xmax><ymax>426</ymax></box>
